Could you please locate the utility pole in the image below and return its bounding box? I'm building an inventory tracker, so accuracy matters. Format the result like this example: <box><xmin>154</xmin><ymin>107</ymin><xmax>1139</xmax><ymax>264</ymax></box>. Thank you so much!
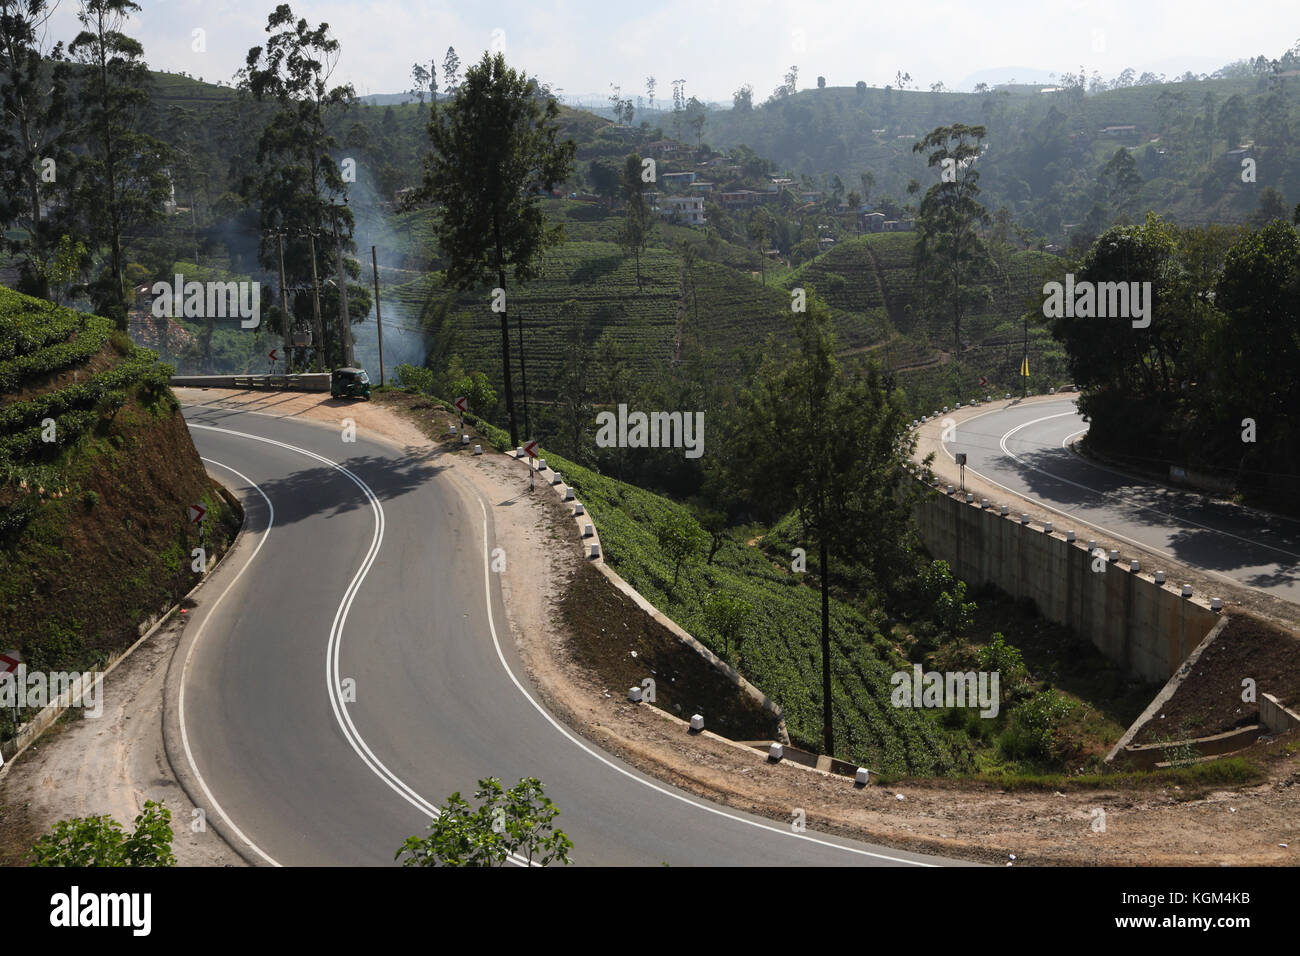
<box><xmin>518</xmin><ymin>307</ymin><xmax>530</xmax><ymax>441</ymax></box>
<box><xmin>304</xmin><ymin>230</ymin><xmax>325</xmax><ymax>369</ymax></box>
<box><xmin>275</xmin><ymin>230</ymin><xmax>290</xmax><ymax>372</ymax></box>
<box><xmin>371</xmin><ymin>245</ymin><xmax>385</xmax><ymax>386</ymax></box>
<box><xmin>330</xmin><ymin>205</ymin><xmax>354</xmax><ymax>368</ymax></box>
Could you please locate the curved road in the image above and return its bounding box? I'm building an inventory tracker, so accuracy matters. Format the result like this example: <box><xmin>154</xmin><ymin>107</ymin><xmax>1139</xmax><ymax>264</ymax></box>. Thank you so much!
<box><xmin>176</xmin><ymin>402</ymin><xmax>955</xmax><ymax>867</ymax></box>
<box><xmin>939</xmin><ymin>398</ymin><xmax>1300</xmax><ymax>605</ymax></box>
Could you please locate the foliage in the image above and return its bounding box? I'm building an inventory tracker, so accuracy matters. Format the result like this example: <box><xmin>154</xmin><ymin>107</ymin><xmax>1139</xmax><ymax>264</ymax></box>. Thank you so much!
<box><xmin>654</xmin><ymin>509</ymin><xmax>706</xmax><ymax>590</ymax></box>
<box><xmin>396</xmin><ymin>777</ymin><xmax>572</xmax><ymax>867</ymax></box>
<box><xmin>29</xmin><ymin>800</ymin><xmax>176</xmax><ymax>866</ymax></box>
<box><xmin>702</xmin><ymin>589</ymin><xmax>753</xmax><ymax>659</ymax></box>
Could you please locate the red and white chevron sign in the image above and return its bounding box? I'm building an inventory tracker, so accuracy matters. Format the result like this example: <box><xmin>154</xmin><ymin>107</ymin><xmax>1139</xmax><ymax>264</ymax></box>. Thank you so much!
<box><xmin>523</xmin><ymin>440</ymin><xmax>539</xmax><ymax>458</ymax></box>
<box><xmin>189</xmin><ymin>503</ymin><xmax>207</xmax><ymax>524</ymax></box>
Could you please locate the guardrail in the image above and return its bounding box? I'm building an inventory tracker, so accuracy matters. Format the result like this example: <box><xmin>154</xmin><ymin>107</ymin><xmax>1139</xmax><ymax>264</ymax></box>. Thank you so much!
<box><xmin>169</xmin><ymin>373</ymin><xmax>331</xmax><ymax>392</ymax></box>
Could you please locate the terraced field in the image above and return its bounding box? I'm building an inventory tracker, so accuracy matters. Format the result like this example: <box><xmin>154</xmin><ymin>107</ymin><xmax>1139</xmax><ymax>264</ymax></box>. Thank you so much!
<box><xmin>0</xmin><ymin>288</ymin><xmax>170</xmax><ymax>469</ymax></box>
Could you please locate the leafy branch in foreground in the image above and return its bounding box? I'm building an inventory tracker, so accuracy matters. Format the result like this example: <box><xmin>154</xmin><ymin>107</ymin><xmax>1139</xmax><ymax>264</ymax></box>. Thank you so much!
<box><xmin>396</xmin><ymin>776</ymin><xmax>573</xmax><ymax>867</ymax></box>
<box><xmin>29</xmin><ymin>800</ymin><xmax>176</xmax><ymax>867</ymax></box>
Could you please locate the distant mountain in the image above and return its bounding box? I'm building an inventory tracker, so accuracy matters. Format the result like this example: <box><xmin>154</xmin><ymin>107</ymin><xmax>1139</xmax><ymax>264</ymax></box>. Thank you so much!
<box><xmin>360</xmin><ymin>92</ymin><xmax>418</xmax><ymax>106</ymax></box>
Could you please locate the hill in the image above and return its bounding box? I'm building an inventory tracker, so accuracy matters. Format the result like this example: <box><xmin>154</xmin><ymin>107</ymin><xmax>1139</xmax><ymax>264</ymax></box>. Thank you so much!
<box><xmin>0</xmin><ymin>287</ymin><xmax>239</xmax><ymax>746</ymax></box>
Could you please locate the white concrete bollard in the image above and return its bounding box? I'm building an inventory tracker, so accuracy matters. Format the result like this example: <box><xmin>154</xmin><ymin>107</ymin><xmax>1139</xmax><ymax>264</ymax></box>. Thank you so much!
<box><xmin>689</xmin><ymin>714</ymin><xmax>704</xmax><ymax>732</ymax></box>
<box><xmin>551</xmin><ymin>471</ymin><xmax>563</xmax><ymax>485</ymax></box>
<box><xmin>1130</xmin><ymin>559</ymin><xmax>1140</xmax><ymax>572</ymax></box>
<box><xmin>473</xmin><ymin>444</ymin><xmax>483</xmax><ymax>455</ymax></box>
<box><xmin>563</xmin><ymin>486</ymin><xmax>575</xmax><ymax>500</ymax></box>
<box><xmin>574</xmin><ymin>502</ymin><xmax>585</xmax><ymax>516</ymax></box>
<box><xmin>450</xmin><ymin>424</ymin><xmax>457</xmax><ymax>433</ymax></box>
<box><xmin>1181</xmin><ymin>584</ymin><xmax>1193</xmax><ymax>597</ymax></box>
<box><xmin>628</xmin><ymin>686</ymin><xmax>643</xmax><ymax>702</ymax></box>
<box><xmin>768</xmin><ymin>742</ymin><xmax>784</xmax><ymax>761</ymax></box>
<box><xmin>966</xmin><ymin>493</ymin><xmax>974</xmax><ymax>503</ymax></box>
<box><xmin>1049</xmin><ymin>387</ymin><xmax>1055</xmax><ymax>394</ymax></box>
<box><xmin>1020</xmin><ymin>513</ymin><xmax>1030</xmax><ymax>524</ymax></box>
<box><xmin>583</xmin><ymin>523</ymin><xmax>594</xmax><ymax>538</ymax></box>
<box><xmin>1088</xmin><ymin>540</ymin><xmax>1097</xmax><ymax>552</ymax></box>
<box><xmin>1211</xmin><ymin>597</ymin><xmax>1223</xmax><ymax>611</ymax></box>
<box><xmin>589</xmin><ymin>543</ymin><xmax>601</xmax><ymax>559</ymax></box>
<box><xmin>855</xmin><ymin>767</ymin><xmax>870</xmax><ymax>786</ymax></box>
<box><xmin>1065</xmin><ymin>530</ymin><xmax>1076</xmax><ymax>542</ymax></box>
<box><xmin>1043</xmin><ymin>522</ymin><xmax>1053</xmax><ymax>533</ymax></box>
<box><xmin>1000</xmin><ymin>504</ymin><xmax>1009</xmax><ymax>515</ymax></box>
<box><xmin>537</xmin><ymin>458</ymin><xmax>547</xmax><ymax>471</ymax></box>
<box><xmin>1108</xmin><ymin>549</ymin><xmax>1119</xmax><ymax>562</ymax></box>
<box><xmin>946</xmin><ymin>485</ymin><xmax>955</xmax><ymax>495</ymax></box>
<box><xmin>981</xmin><ymin>498</ymin><xmax>990</xmax><ymax>509</ymax></box>
<box><xmin>461</xmin><ymin>433</ymin><xmax>469</xmax><ymax>444</ymax></box>
<box><xmin>516</xmin><ymin>446</ymin><xmax>524</xmax><ymax>458</ymax></box>
<box><xmin>1155</xmin><ymin>571</ymin><xmax>1166</xmax><ymax>584</ymax></box>
<box><xmin>1005</xmin><ymin>393</ymin><xmax>1011</xmax><ymax>399</ymax></box>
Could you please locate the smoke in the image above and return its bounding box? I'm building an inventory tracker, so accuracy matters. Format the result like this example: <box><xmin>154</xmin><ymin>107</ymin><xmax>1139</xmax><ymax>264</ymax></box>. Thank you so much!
<box><xmin>345</xmin><ymin>170</ymin><xmax>432</xmax><ymax>379</ymax></box>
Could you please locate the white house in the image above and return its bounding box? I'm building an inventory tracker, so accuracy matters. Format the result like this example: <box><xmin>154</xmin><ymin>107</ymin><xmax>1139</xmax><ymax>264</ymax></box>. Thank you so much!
<box><xmin>661</xmin><ymin>195</ymin><xmax>706</xmax><ymax>225</ymax></box>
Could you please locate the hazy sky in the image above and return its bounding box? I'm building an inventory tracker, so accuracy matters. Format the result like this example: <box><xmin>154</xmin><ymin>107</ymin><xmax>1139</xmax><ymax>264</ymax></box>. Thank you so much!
<box><xmin>44</xmin><ymin>0</ymin><xmax>1299</xmax><ymax>103</ymax></box>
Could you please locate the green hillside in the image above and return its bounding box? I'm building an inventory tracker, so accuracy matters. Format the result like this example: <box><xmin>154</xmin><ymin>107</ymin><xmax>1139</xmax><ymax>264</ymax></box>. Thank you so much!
<box><xmin>0</xmin><ymin>287</ymin><xmax>239</xmax><ymax>746</ymax></box>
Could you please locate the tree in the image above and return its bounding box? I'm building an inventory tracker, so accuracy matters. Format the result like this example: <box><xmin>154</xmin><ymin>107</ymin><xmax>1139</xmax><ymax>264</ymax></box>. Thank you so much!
<box><xmin>442</xmin><ymin>46</ymin><xmax>460</xmax><ymax>95</ymax></box>
<box><xmin>587</xmin><ymin>157</ymin><xmax>622</xmax><ymax>206</ymax></box>
<box><xmin>685</xmin><ymin>95</ymin><xmax>706</xmax><ymax>146</ymax></box>
<box><xmin>645</xmin><ymin>75</ymin><xmax>656</xmax><ymax>110</ymax></box>
<box><xmin>238</xmin><ymin>3</ymin><xmax>357</xmax><ymax>367</ymax></box>
<box><xmin>68</xmin><ymin>0</ymin><xmax>172</xmax><ymax>329</ymax></box>
<box><xmin>0</xmin><ymin>0</ymin><xmax>75</xmax><ymax>301</ymax></box>
<box><xmin>396</xmin><ymin>777</ymin><xmax>572</xmax><ymax>867</ymax></box>
<box><xmin>723</xmin><ymin>296</ymin><xmax>921</xmax><ymax>755</ymax></box>
<box><xmin>1099</xmin><ymin>147</ymin><xmax>1142</xmax><ymax>215</ymax></box>
<box><xmin>817</xmin><ymin>75</ymin><xmax>826</xmax><ymax>89</ymax></box>
<box><xmin>655</xmin><ymin>510</ymin><xmax>706</xmax><ymax>591</ymax></box>
<box><xmin>30</xmin><ymin>800</ymin><xmax>176</xmax><ymax>866</ymax></box>
<box><xmin>1249</xmin><ymin>186</ymin><xmax>1289</xmax><ymax>227</ymax></box>
<box><xmin>619</xmin><ymin>153</ymin><xmax>653</xmax><ymax>289</ymax></box>
<box><xmin>418</xmin><ymin>52</ymin><xmax>576</xmax><ymax>447</ymax></box>
<box><xmin>910</xmin><ymin>124</ymin><xmax>994</xmax><ymax>359</ymax></box>
<box><xmin>703</xmin><ymin>590</ymin><xmax>752</xmax><ymax>660</ymax></box>
<box><xmin>733</xmin><ymin>84</ymin><xmax>753</xmax><ymax>111</ymax></box>
<box><xmin>410</xmin><ymin>62</ymin><xmax>429</xmax><ymax>105</ymax></box>
<box><xmin>856</xmin><ymin>80</ymin><xmax>867</xmax><ymax>96</ymax></box>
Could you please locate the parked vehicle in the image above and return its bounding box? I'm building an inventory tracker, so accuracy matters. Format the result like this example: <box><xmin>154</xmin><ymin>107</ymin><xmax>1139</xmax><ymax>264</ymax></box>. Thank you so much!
<box><xmin>331</xmin><ymin>367</ymin><xmax>371</xmax><ymax>400</ymax></box>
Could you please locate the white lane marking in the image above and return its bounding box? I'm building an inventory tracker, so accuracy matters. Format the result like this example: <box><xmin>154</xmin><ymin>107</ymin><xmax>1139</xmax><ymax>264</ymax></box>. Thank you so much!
<box><xmin>997</xmin><ymin>412</ymin><xmax>1300</xmax><ymax>562</ymax></box>
<box><xmin>473</xmin><ymin>500</ymin><xmax>936</xmax><ymax>866</ymax></box>
<box><xmin>182</xmin><ymin>458</ymin><xmax>282</xmax><ymax>867</ymax></box>
<box><xmin>188</xmin><ymin>421</ymin><xmax>533</xmax><ymax>867</ymax></box>
<box><xmin>934</xmin><ymin>406</ymin><xmax>1300</xmax><ymax>599</ymax></box>
<box><xmin>1061</xmin><ymin>427</ymin><xmax>1087</xmax><ymax>449</ymax></box>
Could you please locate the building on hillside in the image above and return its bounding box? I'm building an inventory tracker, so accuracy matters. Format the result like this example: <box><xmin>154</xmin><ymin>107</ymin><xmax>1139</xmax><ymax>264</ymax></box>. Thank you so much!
<box><xmin>646</xmin><ymin>139</ymin><xmax>690</xmax><ymax>158</ymax></box>
<box><xmin>1100</xmin><ymin>125</ymin><xmax>1139</xmax><ymax>142</ymax></box>
<box><xmin>661</xmin><ymin>170</ymin><xmax>697</xmax><ymax>188</ymax></box>
<box><xmin>860</xmin><ymin>211</ymin><xmax>887</xmax><ymax>232</ymax></box>
<box><xmin>688</xmin><ymin>180</ymin><xmax>715</xmax><ymax>195</ymax></box>
<box><xmin>718</xmin><ymin>189</ymin><xmax>762</xmax><ymax>207</ymax></box>
<box><xmin>661</xmin><ymin>195</ymin><xmax>706</xmax><ymax>226</ymax></box>
<box><xmin>882</xmin><ymin>218</ymin><xmax>914</xmax><ymax>232</ymax></box>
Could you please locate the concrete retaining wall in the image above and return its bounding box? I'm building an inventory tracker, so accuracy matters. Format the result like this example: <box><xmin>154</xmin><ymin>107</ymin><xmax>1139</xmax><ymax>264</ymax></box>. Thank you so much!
<box><xmin>169</xmin><ymin>373</ymin><xmax>330</xmax><ymax>391</ymax></box>
<box><xmin>1261</xmin><ymin>693</ymin><xmax>1300</xmax><ymax>734</ymax></box>
<box><xmin>913</xmin><ymin>483</ymin><xmax>1220</xmax><ymax>683</ymax></box>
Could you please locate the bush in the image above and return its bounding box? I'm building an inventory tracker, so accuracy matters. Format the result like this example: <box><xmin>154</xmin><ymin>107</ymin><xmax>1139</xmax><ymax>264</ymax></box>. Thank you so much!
<box><xmin>29</xmin><ymin>800</ymin><xmax>176</xmax><ymax>867</ymax></box>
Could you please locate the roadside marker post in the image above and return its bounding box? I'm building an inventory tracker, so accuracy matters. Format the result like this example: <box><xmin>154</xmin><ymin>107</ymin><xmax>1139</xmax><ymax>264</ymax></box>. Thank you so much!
<box><xmin>454</xmin><ymin>396</ymin><xmax>467</xmax><ymax>435</ymax></box>
<box><xmin>523</xmin><ymin>440</ymin><xmax>539</xmax><ymax>492</ymax></box>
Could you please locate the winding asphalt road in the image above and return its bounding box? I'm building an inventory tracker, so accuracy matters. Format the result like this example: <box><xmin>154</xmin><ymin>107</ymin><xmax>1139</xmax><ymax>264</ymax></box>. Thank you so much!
<box><xmin>939</xmin><ymin>397</ymin><xmax>1300</xmax><ymax>606</ymax></box>
<box><xmin>175</xmin><ymin>402</ymin><xmax>956</xmax><ymax>867</ymax></box>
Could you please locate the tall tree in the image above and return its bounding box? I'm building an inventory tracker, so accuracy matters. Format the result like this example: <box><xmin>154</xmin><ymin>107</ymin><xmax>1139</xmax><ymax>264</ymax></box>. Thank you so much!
<box><xmin>419</xmin><ymin>52</ymin><xmax>576</xmax><ymax>447</ymax></box>
<box><xmin>645</xmin><ymin>75</ymin><xmax>655</xmax><ymax>111</ymax></box>
<box><xmin>0</xmin><ymin>0</ymin><xmax>75</xmax><ymax>300</ymax></box>
<box><xmin>723</xmin><ymin>296</ymin><xmax>921</xmax><ymax>755</ymax></box>
<box><xmin>619</xmin><ymin>152</ymin><xmax>653</xmax><ymax>289</ymax></box>
<box><xmin>409</xmin><ymin>62</ymin><xmax>429</xmax><ymax>105</ymax></box>
<box><xmin>442</xmin><ymin>46</ymin><xmax>460</xmax><ymax>95</ymax></box>
<box><xmin>910</xmin><ymin>124</ymin><xmax>994</xmax><ymax>358</ymax></box>
<box><xmin>238</xmin><ymin>3</ymin><xmax>357</xmax><ymax>367</ymax></box>
<box><xmin>68</xmin><ymin>0</ymin><xmax>171</xmax><ymax>328</ymax></box>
